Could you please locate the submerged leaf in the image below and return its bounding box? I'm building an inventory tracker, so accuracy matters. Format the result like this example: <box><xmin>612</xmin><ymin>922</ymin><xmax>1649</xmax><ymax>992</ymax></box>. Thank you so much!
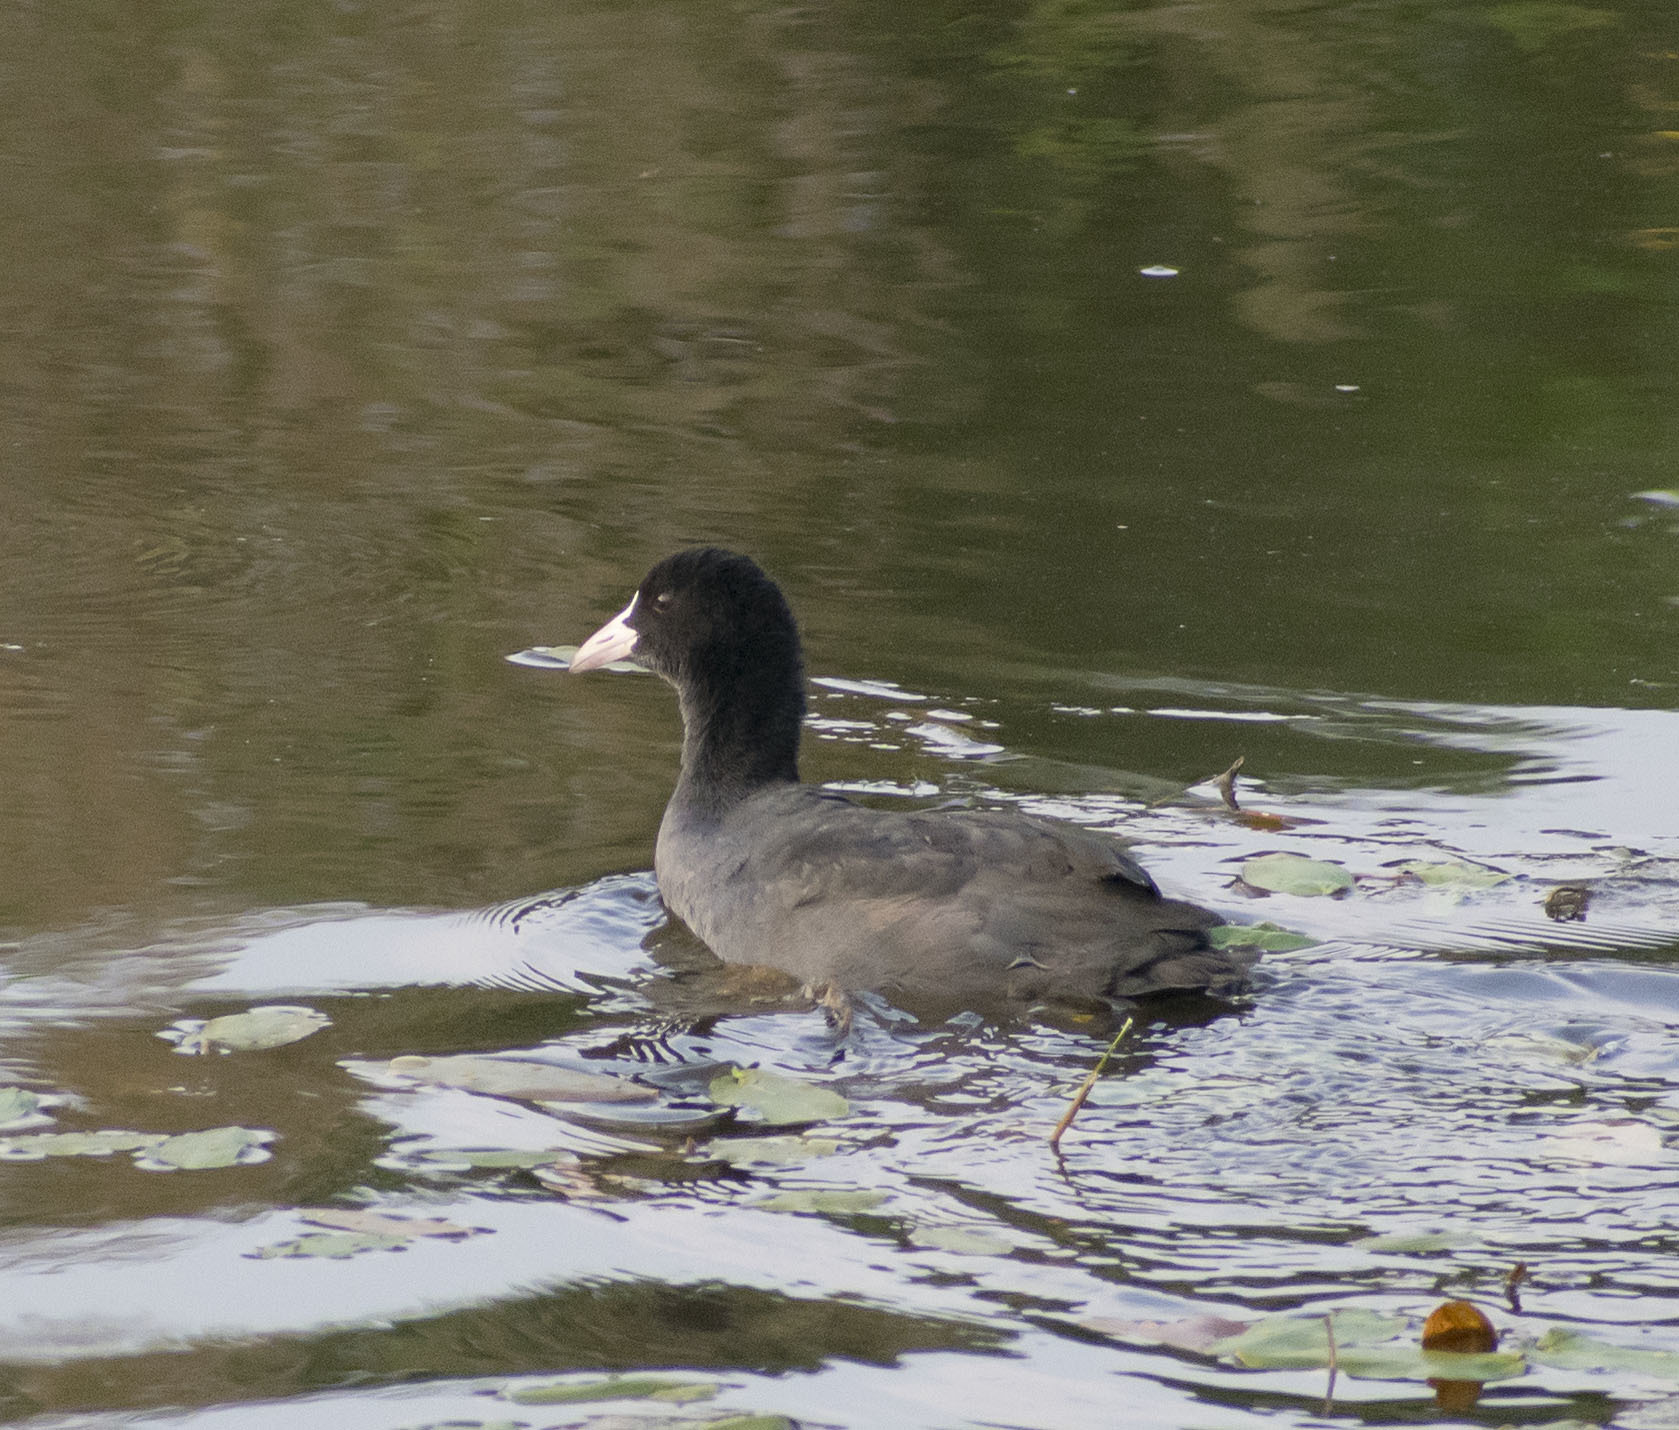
<box><xmin>708</xmin><ymin>1067</ymin><xmax>849</xmax><ymax>1125</ymax></box>
<box><xmin>1482</xmin><ymin>1</ymin><xmax>1614</xmax><ymax>53</ymax></box>
<box><xmin>1083</xmin><ymin>1313</ymin><xmax>1254</xmax><ymax>1354</ymax></box>
<box><xmin>299</xmin><ymin>1208</ymin><xmax>486</xmax><ymax>1241</ymax></box>
<box><xmin>912</xmin><ymin>1226</ymin><xmax>1013</xmax><ymax>1256</ymax></box>
<box><xmin>250</xmin><ymin>1231</ymin><xmax>410</xmax><ymax>1260</ymax></box>
<box><xmin>1397</xmin><ymin>860</ymin><xmax>1510</xmax><ymax>889</ymax></box>
<box><xmin>170</xmin><ymin>1005</ymin><xmax>331</xmax><ymax>1055</ymax></box>
<box><xmin>135</xmin><ymin>1126</ymin><xmax>274</xmax><ymax>1171</ymax></box>
<box><xmin>1539</xmin><ymin>1119</ymin><xmax>1665</xmax><ymax>1166</ymax></box>
<box><xmin>1240</xmin><ymin>854</ymin><xmax>1354</xmax><ymax>897</ymax></box>
<box><xmin>753</xmin><ymin>1189</ymin><xmax>886</xmax><ymax>1214</ymax></box>
<box><xmin>378</xmin><ymin>1054</ymin><xmax>655</xmax><ymax>1104</ymax></box>
<box><xmin>505</xmin><ymin>1376</ymin><xmax>717</xmax><ymax>1405</ymax></box>
<box><xmin>1352</xmin><ymin>1230</ymin><xmax>1469</xmax><ymax>1253</ymax></box>
<box><xmin>711</xmin><ymin>1134</ymin><xmax>840</xmax><ymax>1167</ymax></box>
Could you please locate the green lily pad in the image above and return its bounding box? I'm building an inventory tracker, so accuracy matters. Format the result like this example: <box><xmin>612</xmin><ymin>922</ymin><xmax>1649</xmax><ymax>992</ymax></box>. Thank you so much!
<box><xmin>707</xmin><ymin>1067</ymin><xmax>849</xmax><ymax>1125</ymax></box>
<box><xmin>0</xmin><ymin>1087</ymin><xmax>46</xmax><ymax>1129</ymax></box>
<box><xmin>1211</xmin><ymin>1310</ymin><xmax>1524</xmax><ymax>1383</ymax></box>
<box><xmin>0</xmin><ymin>1130</ymin><xmax>167</xmax><ymax>1160</ymax></box>
<box><xmin>1240</xmin><ymin>854</ymin><xmax>1354</xmax><ymax>897</ymax></box>
<box><xmin>1397</xmin><ymin>860</ymin><xmax>1510</xmax><ymax>889</ymax></box>
<box><xmin>250</xmin><ymin>1231</ymin><xmax>411</xmax><ymax>1260</ymax></box>
<box><xmin>134</xmin><ymin>1126</ymin><xmax>274</xmax><ymax>1171</ymax></box>
<box><xmin>170</xmin><ymin>1005</ymin><xmax>331</xmax><ymax>1055</ymax></box>
<box><xmin>1208</xmin><ymin>922</ymin><xmax>1318</xmax><ymax>952</ymax></box>
<box><xmin>373</xmin><ymin>1054</ymin><xmax>655</xmax><ymax>1104</ymax></box>
<box><xmin>505</xmin><ymin>1376</ymin><xmax>717</xmax><ymax>1405</ymax></box>
<box><xmin>1212</xmin><ymin>1309</ymin><xmax>1409</xmax><ymax>1367</ymax></box>
<box><xmin>711</xmin><ymin>1134</ymin><xmax>840</xmax><ymax>1167</ymax></box>
<box><xmin>753</xmin><ymin>1189</ymin><xmax>886</xmax><ymax>1214</ymax></box>
<box><xmin>1529</xmin><ymin>1327</ymin><xmax>1679</xmax><ymax>1378</ymax></box>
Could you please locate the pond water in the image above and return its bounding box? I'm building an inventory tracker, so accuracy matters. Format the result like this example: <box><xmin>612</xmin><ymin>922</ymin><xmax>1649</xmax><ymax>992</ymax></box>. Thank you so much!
<box><xmin>2</xmin><ymin>1</ymin><xmax>1678</xmax><ymax>1427</ymax></box>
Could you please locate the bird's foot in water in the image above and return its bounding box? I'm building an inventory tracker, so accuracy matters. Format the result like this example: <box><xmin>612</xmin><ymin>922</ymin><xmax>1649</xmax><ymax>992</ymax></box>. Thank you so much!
<box><xmin>804</xmin><ymin>980</ymin><xmax>856</xmax><ymax>1038</ymax></box>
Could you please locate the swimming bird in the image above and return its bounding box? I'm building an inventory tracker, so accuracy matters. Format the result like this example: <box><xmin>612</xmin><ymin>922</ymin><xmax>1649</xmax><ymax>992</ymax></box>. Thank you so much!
<box><xmin>561</xmin><ymin>547</ymin><xmax>1250</xmax><ymax>1015</ymax></box>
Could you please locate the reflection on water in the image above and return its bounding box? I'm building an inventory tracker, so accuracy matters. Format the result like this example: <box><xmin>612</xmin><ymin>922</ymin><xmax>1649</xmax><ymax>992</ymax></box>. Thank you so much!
<box><xmin>1</xmin><ymin>0</ymin><xmax>1677</xmax><ymax>1423</ymax></box>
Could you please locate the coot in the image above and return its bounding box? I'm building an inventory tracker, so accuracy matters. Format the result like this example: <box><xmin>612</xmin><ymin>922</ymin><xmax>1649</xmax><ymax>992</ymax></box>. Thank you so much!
<box><xmin>562</xmin><ymin>548</ymin><xmax>1251</xmax><ymax>1013</ymax></box>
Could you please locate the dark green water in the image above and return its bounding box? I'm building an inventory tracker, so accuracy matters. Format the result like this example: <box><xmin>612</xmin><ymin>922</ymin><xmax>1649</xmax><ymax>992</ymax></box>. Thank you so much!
<box><xmin>1</xmin><ymin>1</ymin><xmax>1677</xmax><ymax>1426</ymax></box>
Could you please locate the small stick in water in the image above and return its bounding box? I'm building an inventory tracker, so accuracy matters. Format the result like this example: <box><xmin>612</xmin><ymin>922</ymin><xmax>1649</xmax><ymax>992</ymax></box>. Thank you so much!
<box><xmin>1049</xmin><ymin>1018</ymin><xmax>1134</xmax><ymax>1151</ymax></box>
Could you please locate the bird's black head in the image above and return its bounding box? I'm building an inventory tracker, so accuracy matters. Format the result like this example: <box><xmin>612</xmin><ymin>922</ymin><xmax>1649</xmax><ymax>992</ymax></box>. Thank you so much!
<box><xmin>626</xmin><ymin>548</ymin><xmax>801</xmax><ymax>692</ymax></box>
<box><xmin>571</xmin><ymin>547</ymin><xmax>806</xmax><ymax>799</ymax></box>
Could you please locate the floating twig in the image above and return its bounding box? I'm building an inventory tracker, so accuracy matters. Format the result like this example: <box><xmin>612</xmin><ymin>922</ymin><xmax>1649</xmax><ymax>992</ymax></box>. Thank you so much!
<box><xmin>1049</xmin><ymin>1018</ymin><xmax>1133</xmax><ymax>1151</ymax></box>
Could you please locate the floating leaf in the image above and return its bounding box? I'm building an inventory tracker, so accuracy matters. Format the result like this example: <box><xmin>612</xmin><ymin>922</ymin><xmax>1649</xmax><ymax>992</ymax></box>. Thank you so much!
<box><xmin>173</xmin><ymin>1000</ymin><xmax>330</xmax><ymax>1054</ymax></box>
<box><xmin>134</xmin><ymin>1126</ymin><xmax>274</xmax><ymax>1171</ymax></box>
<box><xmin>169</xmin><ymin>1005</ymin><xmax>331</xmax><ymax>1055</ymax></box>
<box><xmin>505</xmin><ymin>1376</ymin><xmax>717</xmax><ymax>1405</ymax></box>
<box><xmin>1213</xmin><ymin>1309</ymin><xmax>1410</xmax><ymax>1367</ymax></box>
<box><xmin>753</xmin><ymin>1189</ymin><xmax>886</xmax><ymax>1214</ymax></box>
<box><xmin>1208</xmin><ymin>922</ymin><xmax>1317</xmax><ymax>952</ymax></box>
<box><xmin>1397</xmin><ymin>860</ymin><xmax>1510</xmax><ymax>889</ymax></box>
<box><xmin>707</xmin><ymin>1067</ymin><xmax>849</xmax><ymax>1125</ymax></box>
<box><xmin>299</xmin><ymin>1208</ymin><xmax>486</xmax><ymax>1241</ymax></box>
<box><xmin>710</xmin><ymin>1134</ymin><xmax>839</xmax><ymax>1167</ymax></box>
<box><xmin>250</xmin><ymin>1232</ymin><xmax>410</xmax><ymax>1260</ymax></box>
<box><xmin>1529</xmin><ymin>1327</ymin><xmax>1679</xmax><ymax>1378</ymax></box>
<box><xmin>1212</xmin><ymin>1311</ymin><xmax>1523</xmax><ymax>1382</ymax></box>
<box><xmin>0</xmin><ymin>1130</ymin><xmax>166</xmax><ymax>1160</ymax></box>
<box><xmin>376</xmin><ymin>1054</ymin><xmax>655</xmax><ymax>1104</ymax></box>
<box><xmin>1240</xmin><ymin>854</ymin><xmax>1353</xmax><ymax>897</ymax></box>
<box><xmin>912</xmin><ymin>1226</ymin><xmax>1012</xmax><ymax>1256</ymax></box>
<box><xmin>0</xmin><ymin>1087</ymin><xmax>47</xmax><ymax>1129</ymax></box>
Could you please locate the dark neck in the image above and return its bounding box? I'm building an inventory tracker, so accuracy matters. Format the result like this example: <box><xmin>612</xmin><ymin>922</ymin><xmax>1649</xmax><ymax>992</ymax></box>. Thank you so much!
<box><xmin>673</xmin><ymin>657</ymin><xmax>804</xmax><ymax>814</ymax></box>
